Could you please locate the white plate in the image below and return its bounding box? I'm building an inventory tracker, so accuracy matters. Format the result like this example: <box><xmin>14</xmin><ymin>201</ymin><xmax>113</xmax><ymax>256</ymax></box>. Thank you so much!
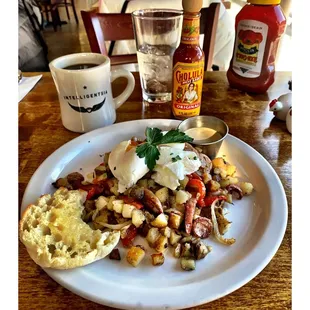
<box><xmin>21</xmin><ymin>119</ymin><xmax>287</xmax><ymax>310</ymax></box>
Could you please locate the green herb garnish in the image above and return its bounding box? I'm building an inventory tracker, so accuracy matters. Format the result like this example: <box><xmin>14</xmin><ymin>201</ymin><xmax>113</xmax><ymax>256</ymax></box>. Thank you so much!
<box><xmin>136</xmin><ymin>127</ymin><xmax>193</xmax><ymax>170</ymax></box>
<box><xmin>172</xmin><ymin>155</ymin><xmax>182</xmax><ymax>162</ymax></box>
<box><xmin>193</xmin><ymin>156</ymin><xmax>197</xmax><ymax>160</ymax></box>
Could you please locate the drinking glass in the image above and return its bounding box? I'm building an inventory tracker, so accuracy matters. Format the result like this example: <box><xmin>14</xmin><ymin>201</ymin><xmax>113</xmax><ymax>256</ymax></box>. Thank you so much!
<box><xmin>132</xmin><ymin>9</ymin><xmax>183</xmax><ymax>103</ymax></box>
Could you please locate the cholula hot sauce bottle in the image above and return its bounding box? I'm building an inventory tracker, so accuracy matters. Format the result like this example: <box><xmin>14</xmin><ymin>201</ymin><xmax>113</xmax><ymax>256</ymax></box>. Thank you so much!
<box><xmin>227</xmin><ymin>0</ymin><xmax>286</xmax><ymax>93</ymax></box>
<box><xmin>172</xmin><ymin>0</ymin><xmax>204</xmax><ymax>119</ymax></box>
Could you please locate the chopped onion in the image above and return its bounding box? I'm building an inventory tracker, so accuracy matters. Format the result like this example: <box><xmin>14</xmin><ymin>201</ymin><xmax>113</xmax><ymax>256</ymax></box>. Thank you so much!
<box><xmin>210</xmin><ymin>199</ymin><xmax>235</xmax><ymax>245</ymax></box>
<box><xmin>100</xmin><ymin>221</ymin><xmax>132</xmax><ymax>230</ymax></box>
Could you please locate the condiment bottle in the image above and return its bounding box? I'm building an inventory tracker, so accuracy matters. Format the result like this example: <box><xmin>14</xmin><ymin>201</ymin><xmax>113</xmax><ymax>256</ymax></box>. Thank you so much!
<box><xmin>172</xmin><ymin>0</ymin><xmax>205</xmax><ymax>119</ymax></box>
<box><xmin>226</xmin><ymin>0</ymin><xmax>286</xmax><ymax>93</ymax></box>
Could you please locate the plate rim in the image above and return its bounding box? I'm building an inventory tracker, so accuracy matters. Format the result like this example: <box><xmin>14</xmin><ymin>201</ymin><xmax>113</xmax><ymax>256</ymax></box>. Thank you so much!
<box><xmin>20</xmin><ymin>119</ymin><xmax>288</xmax><ymax>310</ymax></box>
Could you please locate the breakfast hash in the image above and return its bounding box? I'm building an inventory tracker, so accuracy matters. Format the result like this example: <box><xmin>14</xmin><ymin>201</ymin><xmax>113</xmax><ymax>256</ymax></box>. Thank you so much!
<box><xmin>20</xmin><ymin>127</ymin><xmax>254</xmax><ymax>271</ymax></box>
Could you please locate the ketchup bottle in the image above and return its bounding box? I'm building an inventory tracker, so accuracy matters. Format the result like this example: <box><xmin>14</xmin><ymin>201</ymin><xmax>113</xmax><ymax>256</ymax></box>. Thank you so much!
<box><xmin>172</xmin><ymin>0</ymin><xmax>204</xmax><ymax>119</ymax></box>
<box><xmin>227</xmin><ymin>0</ymin><xmax>286</xmax><ymax>93</ymax></box>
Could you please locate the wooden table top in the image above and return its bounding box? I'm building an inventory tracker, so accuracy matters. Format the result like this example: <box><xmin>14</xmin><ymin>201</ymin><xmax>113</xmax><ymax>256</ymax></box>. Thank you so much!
<box><xmin>19</xmin><ymin>71</ymin><xmax>292</xmax><ymax>310</ymax></box>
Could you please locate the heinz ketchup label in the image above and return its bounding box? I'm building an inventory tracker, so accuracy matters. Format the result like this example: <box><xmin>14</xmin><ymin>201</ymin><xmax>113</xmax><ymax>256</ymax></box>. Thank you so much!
<box><xmin>232</xmin><ymin>20</ymin><xmax>268</xmax><ymax>78</ymax></box>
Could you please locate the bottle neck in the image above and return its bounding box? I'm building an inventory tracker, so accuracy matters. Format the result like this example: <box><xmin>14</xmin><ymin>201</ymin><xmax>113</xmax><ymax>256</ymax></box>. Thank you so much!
<box><xmin>180</xmin><ymin>12</ymin><xmax>200</xmax><ymax>46</ymax></box>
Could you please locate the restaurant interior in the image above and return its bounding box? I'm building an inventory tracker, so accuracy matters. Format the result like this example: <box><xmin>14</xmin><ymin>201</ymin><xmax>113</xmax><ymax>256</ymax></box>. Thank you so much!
<box><xmin>19</xmin><ymin>0</ymin><xmax>292</xmax><ymax>72</ymax></box>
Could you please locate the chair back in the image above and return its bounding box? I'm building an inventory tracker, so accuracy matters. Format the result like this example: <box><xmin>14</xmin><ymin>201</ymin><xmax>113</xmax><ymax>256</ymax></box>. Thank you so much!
<box><xmin>81</xmin><ymin>3</ymin><xmax>220</xmax><ymax>70</ymax></box>
<box><xmin>81</xmin><ymin>10</ymin><xmax>137</xmax><ymax>66</ymax></box>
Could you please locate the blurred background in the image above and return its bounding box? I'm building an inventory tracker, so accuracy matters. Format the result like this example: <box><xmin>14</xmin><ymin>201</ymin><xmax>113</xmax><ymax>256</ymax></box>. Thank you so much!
<box><xmin>18</xmin><ymin>0</ymin><xmax>292</xmax><ymax>72</ymax></box>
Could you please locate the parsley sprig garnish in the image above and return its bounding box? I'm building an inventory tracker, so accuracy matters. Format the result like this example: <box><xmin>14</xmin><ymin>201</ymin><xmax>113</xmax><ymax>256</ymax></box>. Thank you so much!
<box><xmin>136</xmin><ymin>127</ymin><xmax>193</xmax><ymax>170</ymax></box>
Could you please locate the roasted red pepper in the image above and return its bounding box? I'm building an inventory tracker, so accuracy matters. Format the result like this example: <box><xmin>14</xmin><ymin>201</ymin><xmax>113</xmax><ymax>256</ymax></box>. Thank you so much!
<box><xmin>79</xmin><ymin>184</ymin><xmax>104</xmax><ymax>200</ymax></box>
<box><xmin>186</xmin><ymin>179</ymin><xmax>206</xmax><ymax>207</ymax></box>
<box><xmin>204</xmin><ymin>195</ymin><xmax>227</xmax><ymax>207</ymax></box>
<box><xmin>121</xmin><ymin>224</ymin><xmax>137</xmax><ymax>247</ymax></box>
<box><xmin>187</xmin><ymin>172</ymin><xmax>202</xmax><ymax>181</ymax></box>
<box><xmin>120</xmin><ymin>196</ymin><xmax>144</xmax><ymax>210</ymax></box>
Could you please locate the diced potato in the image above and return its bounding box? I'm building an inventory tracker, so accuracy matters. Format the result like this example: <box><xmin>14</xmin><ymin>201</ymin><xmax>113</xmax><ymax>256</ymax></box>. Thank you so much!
<box><xmin>154</xmin><ymin>235</ymin><xmax>168</xmax><ymax>253</ymax></box>
<box><xmin>226</xmin><ymin>164</ymin><xmax>236</xmax><ymax>176</ymax></box>
<box><xmin>239</xmin><ymin>182</ymin><xmax>254</xmax><ymax>195</ymax></box>
<box><xmin>137</xmin><ymin>179</ymin><xmax>148</xmax><ymax>188</ymax></box>
<box><xmin>176</xmin><ymin>190</ymin><xmax>192</xmax><ymax>204</ymax></box>
<box><xmin>126</xmin><ymin>246</ymin><xmax>145</xmax><ymax>267</ymax></box>
<box><xmin>202</xmin><ymin>172</ymin><xmax>212</xmax><ymax>184</ymax></box>
<box><xmin>220</xmin><ymin>168</ymin><xmax>227</xmax><ymax>179</ymax></box>
<box><xmin>144</xmin><ymin>211</ymin><xmax>155</xmax><ymax>223</ymax></box>
<box><xmin>110</xmin><ymin>179</ymin><xmax>119</xmax><ymax>196</ymax></box>
<box><xmin>107</xmin><ymin>196</ymin><xmax>116</xmax><ymax>211</ymax></box>
<box><xmin>191</xmin><ymin>237</ymin><xmax>201</xmax><ymax>245</ymax></box>
<box><xmin>168</xmin><ymin>212</ymin><xmax>183</xmax><ymax>230</ymax></box>
<box><xmin>174</xmin><ymin>243</ymin><xmax>182</xmax><ymax>258</ymax></box>
<box><xmin>169</xmin><ymin>230</ymin><xmax>182</xmax><ymax>246</ymax></box>
<box><xmin>112</xmin><ymin>200</ymin><xmax>124</xmax><ymax>213</ymax></box>
<box><xmin>155</xmin><ymin>187</ymin><xmax>169</xmax><ymax>204</ymax></box>
<box><xmin>94</xmin><ymin>164</ymin><xmax>107</xmax><ymax>176</ymax></box>
<box><xmin>180</xmin><ymin>236</ymin><xmax>192</xmax><ymax>244</ymax></box>
<box><xmin>179</xmin><ymin>176</ymin><xmax>189</xmax><ymax>189</ymax></box>
<box><xmin>86</xmin><ymin>172</ymin><xmax>95</xmax><ymax>182</ymax></box>
<box><xmin>181</xmin><ymin>243</ymin><xmax>193</xmax><ymax>258</ymax></box>
<box><xmin>212</xmin><ymin>157</ymin><xmax>226</xmax><ymax>168</ymax></box>
<box><xmin>95</xmin><ymin>173</ymin><xmax>107</xmax><ymax>182</ymax></box>
<box><xmin>151</xmin><ymin>213</ymin><xmax>168</xmax><ymax>228</ymax></box>
<box><xmin>180</xmin><ymin>258</ymin><xmax>196</xmax><ymax>271</ymax></box>
<box><xmin>194</xmin><ymin>207</ymin><xmax>201</xmax><ymax>218</ymax></box>
<box><xmin>175</xmin><ymin>203</ymin><xmax>185</xmax><ymax>214</ymax></box>
<box><xmin>220</xmin><ymin>176</ymin><xmax>239</xmax><ymax>188</ymax></box>
<box><xmin>160</xmin><ymin>226</ymin><xmax>171</xmax><ymax>238</ymax></box>
<box><xmin>132</xmin><ymin>209</ymin><xmax>145</xmax><ymax>228</ymax></box>
<box><xmin>213</xmin><ymin>167</ymin><xmax>221</xmax><ymax>175</ymax></box>
<box><xmin>194</xmin><ymin>241</ymin><xmax>211</xmax><ymax>260</ymax></box>
<box><xmin>146</xmin><ymin>227</ymin><xmax>160</xmax><ymax>247</ymax></box>
<box><xmin>122</xmin><ymin>204</ymin><xmax>135</xmax><ymax>218</ymax></box>
<box><xmin>208</xmin><ymin>180</ymin><xmax>221</xmax><ymax>192</ymax></box>
<box><xmin>147</xmin><ymin>179</ymin><xmax>156</xmax><ymax>189</ymax></box>
<box><xmin>95</xmin><ymin>196</ymin><xmax>109</xmax><ymax>210</ymax></box>
<box><xmin>151</xmin><ymin>253</ymin><xmax>165</xmax><ymax>266</ymax></box>
<box><xmin>226</xmin><ymin>193</ymin><xmax>233</xmax><ymax>204</ymax></box>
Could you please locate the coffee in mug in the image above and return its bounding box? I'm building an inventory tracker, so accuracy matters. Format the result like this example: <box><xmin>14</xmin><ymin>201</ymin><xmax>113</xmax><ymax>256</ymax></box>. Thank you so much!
<box><xmin>63</xmin><ymin>63</ymin><xmax>99</xmax><ymax>70</ymax></box>
<box><xmin>49</xmin><ymin>53</ymin><xmax>135</xmax><ymax>133</ymax></box>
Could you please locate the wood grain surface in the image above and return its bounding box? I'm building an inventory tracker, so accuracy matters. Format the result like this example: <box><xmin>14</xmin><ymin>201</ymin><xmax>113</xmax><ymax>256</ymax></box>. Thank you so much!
<box><xmin>19</xmin><ymin>72</ymin><xmax>292</xmax><ymax>310</ymax></box>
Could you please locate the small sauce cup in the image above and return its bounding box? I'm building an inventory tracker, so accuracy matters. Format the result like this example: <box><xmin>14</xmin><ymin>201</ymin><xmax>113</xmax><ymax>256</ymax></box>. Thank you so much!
<box><xmin>178</xmin><ymin>116</ymin><xmax>229</xmax><ymax>159</ymax></box>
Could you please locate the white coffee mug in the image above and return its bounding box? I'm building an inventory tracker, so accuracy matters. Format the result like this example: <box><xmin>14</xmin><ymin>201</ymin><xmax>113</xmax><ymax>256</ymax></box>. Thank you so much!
<box><xmin>49</xmin><ymin>53</ymin><xmax>135</xmax><ymax>133</ymax></box>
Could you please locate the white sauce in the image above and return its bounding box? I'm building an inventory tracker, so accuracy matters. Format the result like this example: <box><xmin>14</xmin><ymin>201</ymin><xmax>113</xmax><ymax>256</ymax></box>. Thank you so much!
<box><xmin>185</xmin><ymin>127</ymin><xmax>223</xmax><ymax>142</ymax></box>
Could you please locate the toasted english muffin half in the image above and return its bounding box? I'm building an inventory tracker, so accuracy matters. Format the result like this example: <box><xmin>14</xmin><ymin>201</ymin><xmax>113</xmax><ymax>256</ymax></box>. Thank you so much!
<box><xmin>19</xmin><ymin>187</ymin><xmax>120</xmax><ymax>269</ymax></box>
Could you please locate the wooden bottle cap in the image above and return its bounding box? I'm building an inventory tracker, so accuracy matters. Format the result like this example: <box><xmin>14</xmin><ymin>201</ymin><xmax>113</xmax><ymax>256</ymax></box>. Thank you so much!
<box><xmin>182</xmin><ymin>0</ymin><xmax>203</xmax><ymax>13</ymax></box>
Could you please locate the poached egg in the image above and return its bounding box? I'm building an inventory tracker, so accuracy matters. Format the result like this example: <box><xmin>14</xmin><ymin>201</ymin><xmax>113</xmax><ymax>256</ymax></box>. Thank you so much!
<box><xmin>152</xmin><ymin>144</ymin><xmax>201</xmax><ymax>190</ymax></box>
<box><xmin>108</xmin><ymin>140</ymin><xmax>201</xmax><ymax>192</ymax></box>
<box><xmin>108</xmin><ymin>141</ymin><xmax>149</xmax><ymax>193</ymax></box>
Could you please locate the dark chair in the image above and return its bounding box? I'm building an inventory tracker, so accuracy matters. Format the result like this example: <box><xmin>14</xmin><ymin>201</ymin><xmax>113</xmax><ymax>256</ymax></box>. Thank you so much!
<box><xmin>81</xmin><ymin>3</ymin><xmax>220</xmax><ymax>70</ymax></box>
<box><xmin>54</xmin><ymin>0</ymin><xmax>79</xmax><ymax>24</ymax></box>
<box><xmin>36</xmin><ymin>0</ymin><xmax>78</xmax><ymax>31</ymax></box>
